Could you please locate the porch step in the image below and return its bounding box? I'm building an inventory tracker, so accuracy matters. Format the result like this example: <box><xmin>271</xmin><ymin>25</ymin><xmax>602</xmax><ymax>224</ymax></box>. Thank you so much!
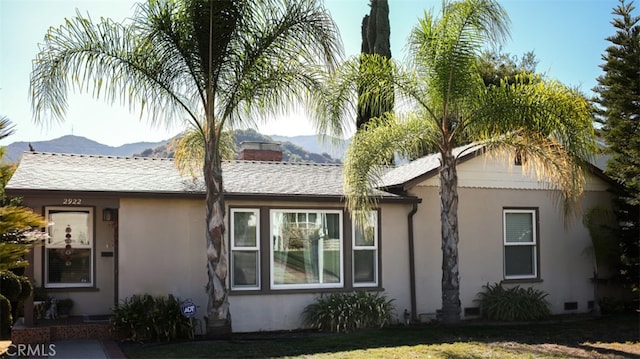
<box><xmin>11</xmin><ymin>317</ymin><xmax>112</xmax><ymax>344</ymax></box>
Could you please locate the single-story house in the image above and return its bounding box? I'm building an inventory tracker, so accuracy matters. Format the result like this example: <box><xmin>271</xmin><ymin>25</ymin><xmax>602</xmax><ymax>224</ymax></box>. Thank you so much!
<box><xmin>6</xmin><ymin>142</ymin><xmax>614</xmax><ymax>333</ymax></box>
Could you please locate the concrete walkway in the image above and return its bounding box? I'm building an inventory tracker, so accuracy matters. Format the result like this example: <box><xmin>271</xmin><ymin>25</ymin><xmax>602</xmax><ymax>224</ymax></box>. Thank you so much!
<box><xmin>0</xmin><ymin>339</ymin><xmax>125</xmax><ymax>358</ymax></box>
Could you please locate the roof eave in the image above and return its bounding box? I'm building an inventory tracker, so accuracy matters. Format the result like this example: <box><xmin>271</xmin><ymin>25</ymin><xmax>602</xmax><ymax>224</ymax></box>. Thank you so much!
<box><xmin>6</xmin><ymin>188</ymin><xmax>420</xmax><ymax>204</ymax></box>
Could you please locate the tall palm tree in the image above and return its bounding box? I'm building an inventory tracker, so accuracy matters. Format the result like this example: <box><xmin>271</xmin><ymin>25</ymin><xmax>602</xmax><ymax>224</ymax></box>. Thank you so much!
<box><xmin>320</xmin><ymin>0</ymin><xmax>597</xmax><ymax>324</ymax></box>
<box><xmin>30</xmin><ymin>0</ymin><xmax>341</xmax><ymax>334</ymax></box>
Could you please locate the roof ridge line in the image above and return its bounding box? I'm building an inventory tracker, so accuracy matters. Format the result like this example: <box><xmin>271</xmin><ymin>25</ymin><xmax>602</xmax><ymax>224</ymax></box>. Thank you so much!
<box><xmin>26</xmin><ymin>151</ymin><xmax>174</xmax><ymax>161</ymax></box>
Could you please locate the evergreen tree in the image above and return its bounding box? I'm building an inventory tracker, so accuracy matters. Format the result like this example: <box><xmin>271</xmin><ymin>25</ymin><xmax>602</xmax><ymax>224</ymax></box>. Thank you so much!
<box><xmin>0</xmin><ymin>117</ymin><xmax>47</xmax><ymax>271</ymax></box>
<box><xmin>357</xmin><ymin>0</ymin><xmax>393</xmax><ymax>130</ymax></box>
<box><xmin>593</xmin><ymin>0</ymin><xmax>640</xmax><ymax>293</ymax></box>
<box><xmin>477</xmin><ymin>51</ymin><xmax>539</xmax><ymax>87</ymax></box>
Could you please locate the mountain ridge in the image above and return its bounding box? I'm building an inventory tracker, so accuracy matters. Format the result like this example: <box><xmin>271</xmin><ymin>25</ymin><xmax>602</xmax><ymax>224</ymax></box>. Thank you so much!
<box><xmin>3</xmin><ymin>131</ymin><xmax>348</xmax><ymax>163</ymax></box>
<box><xmin>4</xmin><ymin>135</ymin><xmax>169</xmax><ymax>162</ymax></box>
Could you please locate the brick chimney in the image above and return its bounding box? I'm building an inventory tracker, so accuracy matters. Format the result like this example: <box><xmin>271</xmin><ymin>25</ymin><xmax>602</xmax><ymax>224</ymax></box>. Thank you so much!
<box><xmin>238</xmin><ymin>141</ymin><xmax>282</xmax><ymax>161</ymax></box>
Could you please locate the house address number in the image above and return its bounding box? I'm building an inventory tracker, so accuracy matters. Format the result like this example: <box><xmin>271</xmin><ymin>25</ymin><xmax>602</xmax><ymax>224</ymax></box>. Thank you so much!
<box><xmin>62</xmin><ymin>198</ymin><xmax>82</xmax><ymax>205</ymax></box>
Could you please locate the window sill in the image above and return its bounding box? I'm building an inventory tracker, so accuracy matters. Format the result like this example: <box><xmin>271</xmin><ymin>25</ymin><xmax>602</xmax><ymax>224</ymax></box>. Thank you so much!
<box><xmin>231</xmin><ymin>286</ymin><xmax>384</xmax><ymax>296</ymax></box>
<box><xmin>42</xmin><ymin>287</ymin><xmax>100</xmax><ymax>292</ymax></box>
<box><xmin>500</xmin><ymin>278</ymin><xmax>543</xmax><ymax>284</ymax></box>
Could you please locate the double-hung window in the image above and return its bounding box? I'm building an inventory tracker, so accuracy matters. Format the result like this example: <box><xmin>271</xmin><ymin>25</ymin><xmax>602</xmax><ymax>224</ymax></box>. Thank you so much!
<box><xmin>44</xmin><ymin>207</ymin><xmax>94</xmax><ymax>288</ymax></box>
<box><xmin>230</xmin><ymin>209</ymin><xmax>260</xmax><ymax>290</ymax></box>
<box><xmin>503</xmin><ymin>209</ymin><xmax>538</xmax><ymax>279</ymax></box>
<box><xmin>270</xmin><ymin>209</ymin><xmax>342</xmax><ymax>289</ymax></box>
<box><xmin>353</xmin><ymin>211</ymin><xmax>378</xmax><ymax>287</ymax></box>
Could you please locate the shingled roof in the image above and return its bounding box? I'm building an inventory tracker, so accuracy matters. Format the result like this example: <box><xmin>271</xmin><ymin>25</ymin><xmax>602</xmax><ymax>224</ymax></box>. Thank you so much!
<box><xmin>380</xmin><ymin>144</ymin><xmax>483</xmax><ymax>190</ymax></box>
<box><xmin>6</xmin><ymin>152</ymin><xmax>404</xmax><ymax>200</ymax></box>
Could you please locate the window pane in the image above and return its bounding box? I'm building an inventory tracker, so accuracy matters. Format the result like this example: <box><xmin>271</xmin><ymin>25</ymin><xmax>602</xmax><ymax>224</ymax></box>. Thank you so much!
<box><xmin>47</xmin><ymin>248</ymin><xmax>91</xmax><ymax>284</ymax></box>
<box><xmin>505</xmin><ymin>246</ymin><xmax>534</xmax><ymax>276</ymax></box>
<box><xmin>326</xmin><ymin>214</ymin><xmax>340</xmax><ymax>239</ymax></box>
<box><xmin>323</xmin><ymin>241</ymin><xmax>340</xmax><ymax>283</ymax></box>
<box><xmin>233</xmin><ymin>211</ymin><xmax>257</xmax><ymax>247</ymax></box>
<box><xmin>48</xmin><ymin>211</ymin><xmax>91</xmax><ymax>246</ymax></box>
<box><xmin>233</xmin><ymin>252</ymin><xmax>258</xmax><ymax>287</ymax></box>
<box><xmin>505</xmin><ymin>212</ymin><xmax>533</xmax><ymax>243</ymax></box>
<box><xmin>354</xmin><ymin>213</ymin><xmax>376</xmax><ymax>247</ymax></box>
<box><xmin>354</xmin><ymin>250</ymin><xmax>375</xmax><ymax>283</ymax></box>
<box><xmin>272</xmin><ymin>211</ymin><xmax>341</xmax><ymax>286</ymax></box>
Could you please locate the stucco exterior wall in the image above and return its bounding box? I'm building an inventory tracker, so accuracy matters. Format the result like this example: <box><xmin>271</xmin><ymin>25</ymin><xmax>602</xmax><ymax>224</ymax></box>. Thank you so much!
<box><xmin>409</xmin><ymin>153</ymin><xmax>613</xmax><ymax>319</ymax></box>
<box><xmin>118</xmin><ymin>197</ymin><xmax>208</xmax><ymax>333</ymax></box>
<box><xmin>116</xmin><ymin>198</ymin><xmax>413</xmax><ymax>333</ymax></box>
<box><xmin>19</xmin><ymin>195</ymin><xmax>118</xmax><ymax>316</ymax></box>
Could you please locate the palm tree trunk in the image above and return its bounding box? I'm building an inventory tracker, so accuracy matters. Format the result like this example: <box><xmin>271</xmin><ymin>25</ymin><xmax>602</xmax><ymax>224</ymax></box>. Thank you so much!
<box><xmin>439</xmin><ymin>150</ymin><xmax>461</xmax><ymax>324</ymax></box>
<box><xmin>204</xmin><ymin>140</ymin><xmax>231</xmax><ymax>337</ymax></box>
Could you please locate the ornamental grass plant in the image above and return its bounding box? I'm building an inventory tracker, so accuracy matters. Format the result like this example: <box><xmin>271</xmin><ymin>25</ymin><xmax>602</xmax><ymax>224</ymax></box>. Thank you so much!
<box><xmin>475</xmin><ymin>282</ymin><xmax>551</xmax><ymax>321</ymax></box>
<box><xmin>302</xmin><ymin>291</ymin><xmax>395</xmax><ymax>333</ymax></box>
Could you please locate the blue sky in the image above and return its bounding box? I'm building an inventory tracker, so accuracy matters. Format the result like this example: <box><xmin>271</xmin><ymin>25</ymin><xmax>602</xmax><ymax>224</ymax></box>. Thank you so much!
<box><xmin>0</xmin><ymin>0</ymin><xmax>619</xmax><ymax>147</ymax></box>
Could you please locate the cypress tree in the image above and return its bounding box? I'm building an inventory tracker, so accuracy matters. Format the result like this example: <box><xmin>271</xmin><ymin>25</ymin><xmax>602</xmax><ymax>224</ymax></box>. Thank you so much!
<box><xmin>357</xmin><ymin>0</ymin><xmax>393</xmax><ymax>130</ymax></box>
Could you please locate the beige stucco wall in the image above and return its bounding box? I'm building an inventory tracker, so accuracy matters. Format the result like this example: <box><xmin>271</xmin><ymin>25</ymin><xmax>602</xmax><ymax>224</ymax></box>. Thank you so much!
<box><xmin>409</xmin><ymin>153</ymin><xmax>613</xmax><ymax>318</ymax></box>
<box><xmin>117</xmin><ymin>198</ymin><xmax>412</xmax><ymax>332</ymax></box>
<box><xmin>20</xmin><ymin>195</ymin><xmax>118</xmax><ymax>316</ymax></box>
<box><xmin>118</xmin><ymin>197</ymin><xmax>208</xmax><ymax>333</ymax></box>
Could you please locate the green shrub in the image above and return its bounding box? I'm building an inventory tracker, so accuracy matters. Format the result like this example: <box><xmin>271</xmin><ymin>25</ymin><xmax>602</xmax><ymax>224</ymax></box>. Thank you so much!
<box><xmin>16</xmin><ymin>275</ymin><xmax>32</xmax><ymax>302</ymax></box>
<box><xmin>302</xmin><ymin>291</ymin><xmax>395</xmax><ymax>333</ymax></box>
<box><xmin>111</xmin><ymin>294</ymin><xmax>194</xmax><ymax>342</ymax></box>
<box><xmin>0</xmin><ymin>294</ymin><xmax>11</xmax><ymax>338</ymax></box>
<box><xmin>475</xmin><ymin>282</ymin><xmax>550</xmax><ymax>321</ymax></box>
<box><xmin>0</xmin><ymin>270</ymin><xmax>22</xmax><ymax>301</ymax></box>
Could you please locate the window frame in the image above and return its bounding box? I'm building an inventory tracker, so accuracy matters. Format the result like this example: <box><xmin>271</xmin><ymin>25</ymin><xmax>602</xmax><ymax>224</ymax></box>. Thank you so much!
<box><xmin>44</xmin><ymin>206</ymin><xmax>95</xmax><ymax>288</ymax></box>
<box><xmin>269</xmin><ymin>209</ymin><xmax>344</xmax><ymax>290</ymax></box>
<box><xmin>503</xmin><ymin>208</ymin><xmax>538</xmax><ymax>280</ymax></box>
<box><xmin>230</xmin><ymin>208</ymin><xmax>261</xmax><ymax>291</ymax></box>
<box><xmin>352</xmin><ymin>210</ymin><xmax>379</xmax><ymax>287</ymax></box>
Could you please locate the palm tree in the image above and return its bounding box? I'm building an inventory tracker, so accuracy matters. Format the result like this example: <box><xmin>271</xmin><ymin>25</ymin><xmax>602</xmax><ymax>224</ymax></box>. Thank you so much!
<box><xmin>29</xmin><ymin>0</ymin><xmax>341</xmax><ymax>334</ymax></box>
<box><xmin>320</xmin><ymin>0</ymin><xmax>597</xmax><ymax>324</ymax></box>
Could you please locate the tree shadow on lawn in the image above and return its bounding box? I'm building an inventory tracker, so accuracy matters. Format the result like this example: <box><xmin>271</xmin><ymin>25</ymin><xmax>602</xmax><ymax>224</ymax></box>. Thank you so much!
<box><xmin>121</xmin><ymin>314</ymin><xmax>639</xmax><ymax>358</ymax></box>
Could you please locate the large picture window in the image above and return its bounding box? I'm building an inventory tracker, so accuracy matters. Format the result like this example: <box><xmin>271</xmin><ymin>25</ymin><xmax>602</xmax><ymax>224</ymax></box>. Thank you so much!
<box><xmin>270</xmin><ymin>210</ymin><xmax>342</xmax><ymax>289</ymax></box>
<box><xmin>45</xmin><ymin>207</ymin><xmax>94</xmax><ymax>288</ymax></box>
<box><xmin>231</xmin><ymin>209</ymin><xmax>260</xmax><ymax>290</ymax></box>
<box><xmin>503</xmin><ymin>209</ymin><xmax>537</xmax><ymax>279</ymax></box>
<box><xmin>353</xmin><ymin>211</ymin><xmax>378</xmax><ymax>286</ymax></box>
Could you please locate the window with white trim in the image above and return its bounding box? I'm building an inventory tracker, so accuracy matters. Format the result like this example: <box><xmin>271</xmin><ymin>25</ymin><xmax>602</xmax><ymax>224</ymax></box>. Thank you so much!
<box><xmin>45</xmin><ymin>207</ymin><xmax>94</xmax><ymax>288</ymax></box>
<box><xmin>230</xmin><ymin>209</ymin><xmax>260</xmax><ymax>290</ymax></box>
<box><xmin>353</xmin><ymin>211</ymin><xmax>378</xmax><ymax>286</ymax></box>
<box><xmin>503</xmin><ymin>209</ymin><xmax>537</xmax><ymax>279</ymax></box>
<box><xmin>270</xmin><ymin>209</ymin><xmax>343</xmax><ymax>289</ymax></box>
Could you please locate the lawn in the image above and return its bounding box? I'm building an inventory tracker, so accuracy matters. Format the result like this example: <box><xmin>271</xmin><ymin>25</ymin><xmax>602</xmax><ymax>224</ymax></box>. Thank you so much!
<box><xmin>122</xmin><ymin>314</ymin><xmax>639</xmax><ymax>358</ymax></box>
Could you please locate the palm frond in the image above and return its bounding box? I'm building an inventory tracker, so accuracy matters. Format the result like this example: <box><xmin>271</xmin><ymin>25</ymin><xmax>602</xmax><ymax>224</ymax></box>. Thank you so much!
<box><xmin>409</xmin><ymin>0</ymin><xmax>509</xmax><ymax>119</ymax></box>
<box><xmin>214</xmin><ymin>0</ymin><xmax>342</xmax><ymax>133</ymax></box>
<box><xmin>469</xmin><ymin>76</ymin><xmax>597</xmax><ymax>217</ymax></box>
<box><xmin>344</xmin><ymin>112</ymin><xmax>439</xmax><ymax>215</ymax></box>
<box><xmin>30</xmin><ymin>4</ymin><xmax>203</xmax><ymax>130</ymax></box>
<box><xmin>173</xmin><ymin>127</ymin><xmax>236</xmax><ymax>177</ymax></box>
<box><xmin>0</xmin><ymin>117</ymin><xmax>15</xmax><ymax>141</ymax></box>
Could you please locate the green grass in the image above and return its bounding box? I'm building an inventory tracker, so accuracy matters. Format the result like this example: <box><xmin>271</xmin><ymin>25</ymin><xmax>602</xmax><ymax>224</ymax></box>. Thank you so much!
<box><xmin>122</xmin><ymin>314</ymin><xmax>639</xmax><ymax>358</ymax></box>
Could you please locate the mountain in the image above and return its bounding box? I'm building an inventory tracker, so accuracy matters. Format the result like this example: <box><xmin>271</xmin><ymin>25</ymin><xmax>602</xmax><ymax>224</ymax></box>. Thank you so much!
<box><xmin>233</xmin><ymin>129</ymin><xmax>342</xmax><ymax>163</ymax></box>
<box><xmin>2</xmin><ymin>131</ymin><xmax>346</xmax><ymax>164</ymax></box>
<box><xmin>4</xmin><ymin>135</ymin><xmax>169</xmax><ymax>162</ymax></box>
<box><xmin>270</xmin><ymin>134</ymin><xmax>349</xmax><ymax>160</ymax></box>
<box><xmin>132</xmin><ymin>129</ymin><xmax>343</xmax><ymax>164</ymax></box>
